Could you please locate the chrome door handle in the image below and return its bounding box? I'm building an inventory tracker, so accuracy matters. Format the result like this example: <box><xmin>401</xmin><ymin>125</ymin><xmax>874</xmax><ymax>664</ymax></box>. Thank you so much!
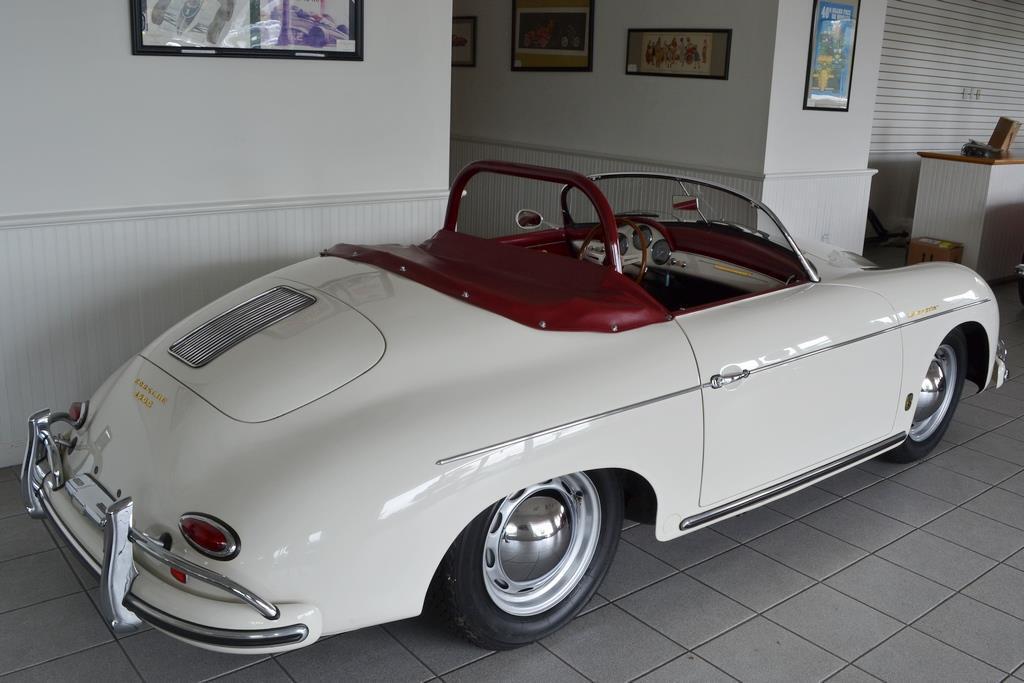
<box><xmin>709</xmin><ymin>369</ymin><xmax>750</xmax><ymax>389</ymax></box>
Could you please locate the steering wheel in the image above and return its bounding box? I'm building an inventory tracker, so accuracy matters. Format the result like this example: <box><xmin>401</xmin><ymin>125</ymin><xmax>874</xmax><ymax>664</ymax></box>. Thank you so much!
<box><xmin>578</xmin><ymin>217</ymin><xmax>649</xmax><ymax>284</ymax></box>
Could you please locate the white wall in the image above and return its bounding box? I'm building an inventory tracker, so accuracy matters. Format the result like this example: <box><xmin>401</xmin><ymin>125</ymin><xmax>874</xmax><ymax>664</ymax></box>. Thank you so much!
<box><xmin>1</xmin><ymin>1</ymin><xmax>452</xmax><ymax>216</ymax></box>
<box><xmin>764</xmin><ymin>0</ymin><xmax>888</xmax><ymax>174</ymax></box>
<box><xmin>452</xmin><ymin>0</ymin><xmax>780</xmax><ymax>177</ymax></box>
<box><xmin>868</xmin><ymin>0</ymin><xmax>1024</xmax><ymax>231</ymax></box>
<box><xmin>0</xmin><ymin>1</ymin><xmax>454</xmax><ymax>466</ymax></box>
<box><xmin>452</xmin><ymin>0</ymin><xmax>886</xmax><ymax>253</ymax></box>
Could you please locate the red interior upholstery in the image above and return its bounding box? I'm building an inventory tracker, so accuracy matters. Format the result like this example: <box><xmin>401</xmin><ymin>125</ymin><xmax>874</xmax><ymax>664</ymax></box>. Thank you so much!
<box><xmin>662</xmin><ymin>224</ymin><xmax>804</xmax><ymax>283</ymax></box>
<box><xmin>322</xmin><ymin>231</ymin><xmax>669</xmax><ymax>333</ymax></box>
<box><xmin>495</xmin><ymin>229</ymin><xmax>574</xmax><ymax>257</ymax></box>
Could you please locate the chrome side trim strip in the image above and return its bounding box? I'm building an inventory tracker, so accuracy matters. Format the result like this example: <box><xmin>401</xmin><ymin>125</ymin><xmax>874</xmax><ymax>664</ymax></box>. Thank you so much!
<box><xmin>436</xmin><ymin>385</ymin><xmax>701</xmax><ymax>466</ymax></box>
<box><xmin>680</xmin><ymin>433</ymin><xmax>907</xmax><ymax>530</ymax></box>
<box><xmin>705</xmin><ymin>298</ymin><xmax>992</xmax><ymax>386</ymax></box>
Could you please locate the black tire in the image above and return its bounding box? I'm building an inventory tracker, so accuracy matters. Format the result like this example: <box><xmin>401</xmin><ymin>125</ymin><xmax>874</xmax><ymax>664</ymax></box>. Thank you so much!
<box><xmin>885</xmin><ymin>328</ymin><xmax>967</xmax><ymax>463</ymax></box>
<box><xmin>433</xmin><ymin>470</ymin><xmax>622</xmax><ymax>650</ymax></box>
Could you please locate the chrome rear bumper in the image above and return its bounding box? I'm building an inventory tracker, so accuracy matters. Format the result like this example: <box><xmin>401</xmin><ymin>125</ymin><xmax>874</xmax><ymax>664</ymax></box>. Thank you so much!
<box><xmin>21</xmin><ymin>409</ymin><xmax>309</xmax><ymax>649</ymax></box>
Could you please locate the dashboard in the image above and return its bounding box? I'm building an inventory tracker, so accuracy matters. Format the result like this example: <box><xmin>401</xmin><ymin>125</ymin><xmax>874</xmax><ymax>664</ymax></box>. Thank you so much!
<box><xmin>577</xmin><ymin>220</ymin><xmax>784</xmax><ymax>294</ymax></box>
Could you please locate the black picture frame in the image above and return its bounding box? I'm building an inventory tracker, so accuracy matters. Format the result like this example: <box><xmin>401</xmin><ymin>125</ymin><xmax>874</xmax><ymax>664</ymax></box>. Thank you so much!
<box><xmin>510</xmin><ymin>0</ymin><xmax>595</xmax><ymax>72</ymax></box>
<box><xmin>452</xmin><ymin>16</ymin><xmax>477</xmax><ymax>67</ymax></box>
<box><xmin>129</xmin><ymin>0</ymin><xmax>364</xmax><ymax>61</ymax></box>
<box><xmin>624</xmin><ymin>29</ymin><xmax>732</xmax><ymax>80</ymax></box>
<box><xmin>802</xmin><ymin>0</ymin><xmax>860</xmax><ymax>111</ymax></box>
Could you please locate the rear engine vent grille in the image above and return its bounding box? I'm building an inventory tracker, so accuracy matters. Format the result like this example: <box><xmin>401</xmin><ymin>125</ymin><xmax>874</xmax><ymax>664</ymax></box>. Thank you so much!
<box><xmin>169</xmin><ymin>286</ymin><xmax>316</xmax><ymax>368</ymax></box>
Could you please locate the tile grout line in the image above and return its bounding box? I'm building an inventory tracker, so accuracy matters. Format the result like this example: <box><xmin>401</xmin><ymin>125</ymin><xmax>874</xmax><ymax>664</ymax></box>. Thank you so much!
<box><xmin>612</xmin><ymin>490</ymin><xmax>1021</xmax><ymax>670</ymax></box>
<box><xmin>955</xmin><ymin>562</ymin><xmax>1024</xmax><ymax>623</ymax></box>
<box><xmin>0</xmin><ymin>640</ymin><xmax>120</xmax><ymax>679</ymax></box>
<box><xmin>535</xmin><ymin>633</ymin><xmax>599</xmax><ymax>682</ymax></box>
<box><xmin>196</xmin><ymin>656</ymin><xmax>273</xmax><ymax>683</ymax></box>
<box><xmin>378</xmin><ymin>623</ymin><xmax>449</xmax><ymax>682</ymax></box>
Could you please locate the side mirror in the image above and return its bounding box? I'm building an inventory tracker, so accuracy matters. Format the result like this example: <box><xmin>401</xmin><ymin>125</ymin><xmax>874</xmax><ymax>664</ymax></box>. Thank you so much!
<box><xmin>515</xmin><ymin>209</ymin><xmax>545</xmax><ymax>230</ymax></box>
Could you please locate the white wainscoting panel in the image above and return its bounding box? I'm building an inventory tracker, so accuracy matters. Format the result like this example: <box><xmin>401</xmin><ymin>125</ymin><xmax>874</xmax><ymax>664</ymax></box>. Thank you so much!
<box><xmin>452</xmin><ymin>136</ymin><xmax>874</xmax><ymax>253</ymax></box>
<box><xmin>762</xmin><ymin>170</ymin><xmax>878</xmax><ymax>253</ymax></box>
<box><xmin>0</xmin><ymin>191</ymin><xmax>447</xmax><ymax>466</ymax></box>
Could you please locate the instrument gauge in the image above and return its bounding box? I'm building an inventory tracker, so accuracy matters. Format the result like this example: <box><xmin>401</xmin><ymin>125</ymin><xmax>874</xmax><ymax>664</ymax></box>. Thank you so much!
<box><xmin>652</xmin><ymin>239</ymin><xmax>671</xmax><ymax>265</ymax></box>
<box><xmin>618</xmin><ymin>234</ymin><xmax>630</xmax><ymax>256</ymax></box>
<box><xmin>632</xmin><ymin>225</ymin><xmax>654</xmax><ymax>250</ymax></box>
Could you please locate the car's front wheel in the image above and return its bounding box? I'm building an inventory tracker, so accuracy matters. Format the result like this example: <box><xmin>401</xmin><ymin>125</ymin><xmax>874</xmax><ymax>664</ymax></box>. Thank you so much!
<box><xmin>885</xmin><ymin>328</ymin><xmax>967</xmax><ymax>463</ymax></box>
<box><xmin>435</xmin><ymin>470</ymin><xmax>622</xmax><ymax>649</ymax></box>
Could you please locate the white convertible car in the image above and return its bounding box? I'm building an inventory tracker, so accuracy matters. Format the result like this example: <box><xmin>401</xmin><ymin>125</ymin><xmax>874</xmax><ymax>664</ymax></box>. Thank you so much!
<box><xmin>22</xmin><ymin>161</ymin><xmax>1008</xmax><ymax>653</ymax></box>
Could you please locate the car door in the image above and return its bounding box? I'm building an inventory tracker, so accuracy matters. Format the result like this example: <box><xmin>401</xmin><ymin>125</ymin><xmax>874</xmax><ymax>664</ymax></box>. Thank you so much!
<box><xmin>677</xmin><ymin>282</ymin><xmax>903</xmax><ymax>507</ymax></box>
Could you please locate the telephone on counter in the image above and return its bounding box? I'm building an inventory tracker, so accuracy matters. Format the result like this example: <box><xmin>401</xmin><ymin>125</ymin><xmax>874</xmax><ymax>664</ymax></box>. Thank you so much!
<box><xmin>962</xmin><ymin>140</ymin><xmax>1003</xmax><ymax>159</ymax></box>
<box><xmin>963</xmin><ymin>117</ymin><xmax>1020</xmax><ymax>159</ymax></box>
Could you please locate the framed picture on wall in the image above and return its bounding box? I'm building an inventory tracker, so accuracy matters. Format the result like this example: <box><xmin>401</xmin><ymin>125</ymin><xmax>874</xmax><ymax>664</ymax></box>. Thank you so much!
<box><xmin>130</xmin><ymin>0</ymin><xmax>364</xmax><ymax>61</ymax></box>
<box><xmin>625</xmin><ymin>29</ymin><xmax>732</xmax><ymax>79</ymax></box>
<box><xmin>452</xmin><ymin>16</ymin><xmax>477</xmax><ymax>67</ymax></box>
<box><xmin>803</xmin><ymin>0</ymin><xmax>860</xmax><ymax>110</ymax></box>
<box><xmin>511</xmin><ymin>0</ymin><xmax>595</xmax><ymax>71</ymax></box>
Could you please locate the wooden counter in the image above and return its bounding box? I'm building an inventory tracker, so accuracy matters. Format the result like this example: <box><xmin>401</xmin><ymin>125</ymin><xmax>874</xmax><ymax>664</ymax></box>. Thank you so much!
<box><xmin>917</xmin><ymin>152</ymin><xmax>1024</xmax><ymax>166</ymax></box>
<box><xmin>912</xmin><ymin>152</ymin><xmax>1024</xmax><ymax>280</ymax></box>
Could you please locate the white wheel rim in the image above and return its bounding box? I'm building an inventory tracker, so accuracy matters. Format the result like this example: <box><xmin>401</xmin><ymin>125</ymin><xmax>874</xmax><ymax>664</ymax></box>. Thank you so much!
<box><xmin>482</xmin><ymin>472</ymin><xmax>601</xmax><ymax>617</ymax></box>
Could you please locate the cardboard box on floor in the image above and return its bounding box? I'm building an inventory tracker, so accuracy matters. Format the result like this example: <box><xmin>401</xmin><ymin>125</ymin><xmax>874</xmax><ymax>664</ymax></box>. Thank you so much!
<box><xmin>907</xmin><ymin>237</ymin><xmax>964</xmax><ymax>264</ymax></box>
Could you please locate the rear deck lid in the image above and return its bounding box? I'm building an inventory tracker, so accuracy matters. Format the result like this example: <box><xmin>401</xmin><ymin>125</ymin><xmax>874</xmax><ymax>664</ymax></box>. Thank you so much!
<box><xmin>141</xmin><ymin>277</ymin><xmax>384</xmax><ymax>422</ymax></box>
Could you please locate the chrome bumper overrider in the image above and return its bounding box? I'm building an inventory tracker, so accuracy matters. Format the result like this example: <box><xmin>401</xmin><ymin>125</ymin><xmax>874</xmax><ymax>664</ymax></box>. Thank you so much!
<box><xmin>21</xmin><ymin>409</ymin><xmax>308</xmax><ymax>648</ymax></box>
<box><xmin>995</xmin><ymin>340</ymin><xmax>1009</xmax><ymax>388</ymax></box>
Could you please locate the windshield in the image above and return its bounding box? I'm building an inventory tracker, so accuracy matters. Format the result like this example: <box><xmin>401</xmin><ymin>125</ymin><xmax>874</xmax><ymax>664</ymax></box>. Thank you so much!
<box><xmin>563</xmin><ymin>175</ymin><xmax>796</xmax><ymax>254</ymax></box>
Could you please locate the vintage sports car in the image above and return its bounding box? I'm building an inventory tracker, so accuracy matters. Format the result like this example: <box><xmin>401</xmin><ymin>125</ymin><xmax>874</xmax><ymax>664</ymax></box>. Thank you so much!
<box><xmin>22</xmin><ymin>161</ymin><xmax>1009</xmax><ymax>653</ymax></box>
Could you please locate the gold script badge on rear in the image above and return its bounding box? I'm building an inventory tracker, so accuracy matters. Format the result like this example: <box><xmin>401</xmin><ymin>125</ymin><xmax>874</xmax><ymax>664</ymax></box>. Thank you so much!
<box><xmin>133</xmin><ymin>378</ymin><xmax>168</xmax><ymax>409</ymax></box>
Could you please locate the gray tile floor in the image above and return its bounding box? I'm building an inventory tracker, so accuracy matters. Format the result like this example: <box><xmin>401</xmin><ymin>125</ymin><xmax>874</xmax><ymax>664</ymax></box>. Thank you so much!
<box><xmin>2</xmin><ymin>281</ymin><xmax>1023</xmax><ymax>682</ymax></box>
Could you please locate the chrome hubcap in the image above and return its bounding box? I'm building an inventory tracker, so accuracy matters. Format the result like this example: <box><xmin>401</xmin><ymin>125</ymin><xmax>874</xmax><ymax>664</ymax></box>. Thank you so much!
<box><xmin>482</xmin><ymin>473</ymin><xmax>600</xmax><ymax>616</ymax></box>
<box><xmin>909</xmin><ymin>344</ymin><xmax>957</xmax><ymax>442</ymax></box>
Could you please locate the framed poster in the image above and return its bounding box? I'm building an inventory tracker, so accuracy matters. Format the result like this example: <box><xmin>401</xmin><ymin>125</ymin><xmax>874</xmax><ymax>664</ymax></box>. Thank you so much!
<box><xmin>511</xmin><ymin>0</ymin><xmax>594</xmax><ymax>71</ymax></box>
<box><xmin>625</xmin><ymin>29</ymin><xmax>731</xmax><ymax>79</ymax></box>
<box><xmin>803</xmin><ymin>0</ymin><xmax>859</xmax><ymax>110</ymax></box>
<box><xmin>130</xmin><ymin>0</ymin><xmax>363</xmax><ymax>61</ymax></box>
<box><xmin>452</xmin><ymin>16</ymin><xmax>477</xmax><ymax>67</ymax></box>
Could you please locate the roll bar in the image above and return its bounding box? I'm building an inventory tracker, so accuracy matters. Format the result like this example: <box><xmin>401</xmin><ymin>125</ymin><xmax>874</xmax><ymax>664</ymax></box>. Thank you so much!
<box><xmin>445</xmin><ymin>161</ymin><xmax>623</xmax><ymax>273</ymax></box>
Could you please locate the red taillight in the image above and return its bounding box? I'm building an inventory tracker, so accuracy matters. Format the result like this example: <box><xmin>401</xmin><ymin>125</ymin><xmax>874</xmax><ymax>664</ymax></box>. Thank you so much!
<box><xmin>69</xmin><ymin>402</ymin><xmax>83</xmax><ymax>422</ymax></box>
<box><xmin>170</xmin><ymin>567</ymin><xmax>187</xmax><ymax>583</ymax></box>
<box><xmin>179</xmin><ymin>514</ymin><xmax>239</xmax><ymax>560</ymax></box>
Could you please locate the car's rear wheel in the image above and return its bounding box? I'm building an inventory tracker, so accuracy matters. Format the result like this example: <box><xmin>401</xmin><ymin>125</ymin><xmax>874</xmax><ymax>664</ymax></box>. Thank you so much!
<box><xmin>885</xmin><ymin>328</ymin><xmax>967</xmax><ymax>463</ymax></box>
<box><xmin>434</xmin><ymin>470</ymin><xmax>622</xmax><ymax>649</ymax></box>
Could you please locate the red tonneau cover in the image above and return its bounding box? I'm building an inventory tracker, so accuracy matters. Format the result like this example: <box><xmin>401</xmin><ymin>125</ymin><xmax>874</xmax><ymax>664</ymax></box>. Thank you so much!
<box><xmin>321</xmin><ymin>230</ymin><xmax>669</xmax><ymax>333</ymax></box>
